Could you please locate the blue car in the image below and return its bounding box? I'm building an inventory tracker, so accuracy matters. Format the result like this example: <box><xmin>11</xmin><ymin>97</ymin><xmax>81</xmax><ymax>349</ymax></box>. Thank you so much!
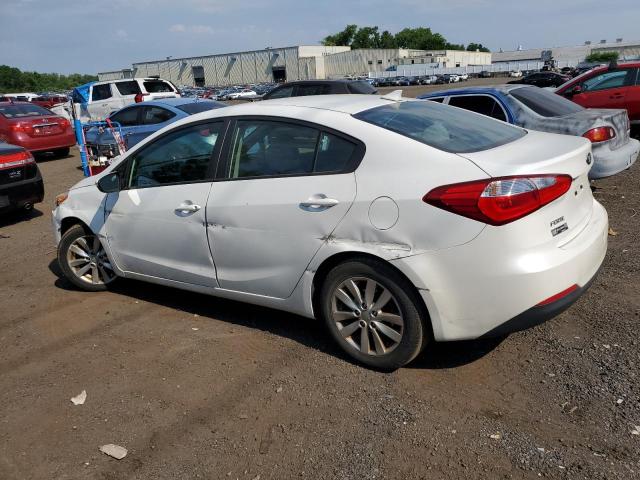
<box><xmin>418</xmin><ymin>85</ymin><xmax>639</xmax><ymax>179</ymax></box>
<box><xmin>84</xmin><ymin>98</ymin><xmax>226</xmax><ymax>161</ymax></box>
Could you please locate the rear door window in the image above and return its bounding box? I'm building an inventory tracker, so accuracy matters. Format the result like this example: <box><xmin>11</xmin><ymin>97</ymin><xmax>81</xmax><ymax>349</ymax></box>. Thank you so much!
<box><xmin>354</xmin><ymin>100</ymin><xmax>525</xmax><ymax>153</ymax></box>
<box><xmin>115</xmin><ymin>81</ymin><xmax>142</xmax><ymax>96</ymax></box>
<box><xmin>315</xmin><ymin>133</ymin><xmax>356</xmax><ymax>173</ymax></box>
<box><xmin>143</xmin><ymin>80</ymin><xmax>175</xmax><ymax>93</ymax></box>
<box><xmin>447</xmin><ymin>95</ymin><xmax>507</xmax><ymax>122</ymax></box>
<box><xmin>265</xmin><ymin>85</ymin><xmax>295</xmax><ymax>99</ymax></box>
<box><xmin>142</xmin><ymin>106</ymin><xmax>176</xmax><ymax>124</ymax></box>
<box><xmin>109</xmin><ymin>106</ymin><xmax>140</xmax><ymax>126</ymax></box>
<box><xmin>92</xmin><ymin>84</ymin><xmax>113</xmax><ymax>101</ymax></box>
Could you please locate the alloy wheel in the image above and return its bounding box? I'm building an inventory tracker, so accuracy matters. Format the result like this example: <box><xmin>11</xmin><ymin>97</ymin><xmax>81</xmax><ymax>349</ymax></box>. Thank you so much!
<box><xmin>66</xmin><ymin>235</ymin><xmax>116</xmax><ymax>286</ymax></box>
<box><xmin>331</xmin><ymin>277</ymin><xmax>404</xmax><ymax>356</ymax></box>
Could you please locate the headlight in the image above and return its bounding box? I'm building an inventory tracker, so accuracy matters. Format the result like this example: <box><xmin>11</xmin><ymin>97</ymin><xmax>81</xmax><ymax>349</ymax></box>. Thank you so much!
<box><xmin>55</xmin><ymin>192</ymin><xmax>69</xmax><ymax>207</ymax></box>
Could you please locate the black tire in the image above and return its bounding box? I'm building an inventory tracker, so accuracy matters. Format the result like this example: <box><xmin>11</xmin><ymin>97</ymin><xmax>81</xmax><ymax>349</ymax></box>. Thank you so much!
<box><xmin>319</xmin><ymin>258</ymin><xmax>429</xmax><ymax>370</ymax></box>
<box><xmin>57</xmin><ymin>224</ymin><xmax>118</xmax><ymax>292</ymax></box>
<box><xmin>54</xmin><ymin>147</ymin><xmax>70</xmax><ymax>158</ymax></box>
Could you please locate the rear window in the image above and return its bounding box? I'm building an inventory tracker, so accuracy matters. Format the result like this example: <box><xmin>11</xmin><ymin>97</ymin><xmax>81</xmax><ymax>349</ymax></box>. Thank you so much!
<box><xmin>176</xmin><ymin>101</ymin><xmax>226</xmax><ymax>114</ymax></box>
<box><xmin>143</xmin><ymin>80</ymin><xmax>175</xmax><ymax>93</ymax></box>
<box><xmin>353</xmin><ymin>100</ymin><xmax>526</xmax><ymax>153</ymax></box>
<box><xmin>0</xmin><ymin>104</ymin><xmax>52</xmax><ymax>118</ymax></box>
<box><xmin>510</xmin><ymin>87</ymin><xmax>583</xmax><ymax>117</ymax></box>
<box><xmin>347</xmin><ymin>81</ymin><xmax>377</xmax><ymax>94</ymax></box>
<box><xmin>115</xmin><ymin>81</ymin><xmax>141</xmax><ymax>96</ymax></box>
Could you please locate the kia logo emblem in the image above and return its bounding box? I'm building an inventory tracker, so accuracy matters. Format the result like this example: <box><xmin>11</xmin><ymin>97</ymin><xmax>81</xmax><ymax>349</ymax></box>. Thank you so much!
<box><xmin>586</xmin><ymin>153</ymin><xmax>592</xmax><ymax>165</ymax></box>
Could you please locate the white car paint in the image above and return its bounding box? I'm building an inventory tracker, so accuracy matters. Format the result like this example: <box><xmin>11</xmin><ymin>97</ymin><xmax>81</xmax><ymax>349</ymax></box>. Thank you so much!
<box><xmin>227</xmin><ymin>89</ymin><xmax>258</xmax><ymax>100</ymax></box>
<box><xmin>52</xmin><ymin>95</ymin><xmax>607</xmax><ymax>345</ymax></box>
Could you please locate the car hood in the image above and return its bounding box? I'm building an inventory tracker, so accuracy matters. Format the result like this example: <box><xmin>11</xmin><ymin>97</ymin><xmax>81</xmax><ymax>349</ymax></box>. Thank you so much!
<box><xmin>515</xmin><ymin>108</ymin><xmax>630</xmax><ymax>150</ymax></box>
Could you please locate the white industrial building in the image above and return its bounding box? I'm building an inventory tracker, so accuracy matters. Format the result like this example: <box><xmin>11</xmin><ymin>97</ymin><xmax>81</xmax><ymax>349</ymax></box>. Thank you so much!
<box><xmin>398</xmin><ymin>50</ymin><xmax>491</xmax><ymax>68</ymax></box>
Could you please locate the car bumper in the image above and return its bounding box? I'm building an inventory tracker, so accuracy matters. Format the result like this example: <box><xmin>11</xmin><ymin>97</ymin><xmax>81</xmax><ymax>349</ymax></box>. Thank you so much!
<box><xmin>10</xmin><ymin>131</ymin><xmax>76</xmax><ymax>153</ymax></box>
<box><xmin>392</xmin><ymin>199</ymin><xmax>608</xmax><ymax>341</ymax></box>
<box><xmin>0</xmin><ymin>175</ymin><xmax>44</xmax><ymax>213</ymax></box>
<box><xmin>590</xmin><ymin>137</ymin><xmax>639</xmax><ymax>179</ymax></box>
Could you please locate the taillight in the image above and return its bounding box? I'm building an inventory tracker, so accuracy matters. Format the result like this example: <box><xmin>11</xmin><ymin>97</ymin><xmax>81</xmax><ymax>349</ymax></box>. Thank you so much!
<box><xmin>0</xmin><ymin>150</ymin><xmax>35</xmax><ymax>170</ymax></box>
<box><xmin>536</xmin><ymin>284</ymin><xmax>578</xmax><ymax>306</ymax></box>
<box><xmin>423</xmin><ymin>175</ymin><xmax>572</xmax><ymax>226</ymax></box>
<box><xmin>583</xmin><ymin>126</ymin><xmax>615</xmax><ymax>143</ymax></box>
<box><xmin>58</xmin><ymin>117</ymin><xmax>70</xmax><ymax>130</ymax></box>
<box><xmin>134</xmin><ymin>93</ymin><xmax>150</xmax><ymax>103</ymax></box>
<box><xmin>9</xmin><ymin>121</ymin><xmax>33</xmax><ymax>133</ymax></box>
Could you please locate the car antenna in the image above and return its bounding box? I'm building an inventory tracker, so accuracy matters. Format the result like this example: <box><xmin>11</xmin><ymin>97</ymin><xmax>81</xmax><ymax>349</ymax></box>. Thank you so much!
<box><xmin>381</xmin><ymin>90</ymin><xmax>404</xmax><ymax>102</ymax></box>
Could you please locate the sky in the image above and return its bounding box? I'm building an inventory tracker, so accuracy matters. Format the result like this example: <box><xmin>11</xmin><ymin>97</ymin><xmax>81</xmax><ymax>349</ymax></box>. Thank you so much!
<box><xmin>1</xmin><ymin>0</ymin><xmax>639</xmax><ymax>74</ymax></box>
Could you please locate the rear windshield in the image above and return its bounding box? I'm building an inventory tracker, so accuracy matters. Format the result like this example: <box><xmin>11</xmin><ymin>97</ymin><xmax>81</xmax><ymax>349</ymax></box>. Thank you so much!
<box><xmin>176</xmin><ymin>101</ymin><xmax>225</xmax><ymax>114</ymax></box>
<box><xmin>348</xmin><ymin>81</ymin><xmax>377</xmax><ymax>94</ymax></box>
<box><xmin>353</xmin><ymin>100</ymin><xmax>526</xmax><ymax>153</ymax></box>
<box><xmin>143</xmin><ymin>80</ymin><xmax>175</xmax><ymax>93</ymax></box>
<box><xmin>510</xmin><ymin>86</ymin><xmax>583</xmax><ymax>118</ymax></box>
<box><xmin>115</xmin><ymin>81</ymin><xmax>142</xmax><ymax>95</ymax></box>
<box><xmin>0</xmin><ymin>104</ymin><xmax>52</xmax><ymax>118</ymax></box>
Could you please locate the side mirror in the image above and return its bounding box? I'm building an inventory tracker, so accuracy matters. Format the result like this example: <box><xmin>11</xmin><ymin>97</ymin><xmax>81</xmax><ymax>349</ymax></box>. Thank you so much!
<box><xmin>97</xmin><ymin>171</ymin><xmax>121</xmax><ymax>193</ymax></box>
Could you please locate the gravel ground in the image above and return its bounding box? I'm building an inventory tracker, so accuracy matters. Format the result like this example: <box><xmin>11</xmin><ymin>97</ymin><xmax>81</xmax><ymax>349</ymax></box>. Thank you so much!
<box><xmin>0</xmin><ymin>83</ymin><xmax>639</xmax><ymax>479</ymax></box>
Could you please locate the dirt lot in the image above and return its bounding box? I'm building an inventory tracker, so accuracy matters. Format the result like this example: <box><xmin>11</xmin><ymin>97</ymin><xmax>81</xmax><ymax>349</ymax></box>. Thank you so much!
<box><xmin>1</xmin><ymin>83</ymin><xmax>640</xmax><ymax>479</ymax></box>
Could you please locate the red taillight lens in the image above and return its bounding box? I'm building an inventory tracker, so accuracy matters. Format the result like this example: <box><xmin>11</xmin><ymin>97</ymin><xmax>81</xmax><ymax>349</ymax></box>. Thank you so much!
<box><xmin>9</xmin><ymin>121</ymin><xmax>33</xmax><ymax>133</ymax></box>
<box><xmin>424</xmin><ymin>175</ymin><xmax>572</xmax><ymax>226</ymax></box>
<box><xmin>58</xmin><ymin>117</ymin><xmax>70</xmax><ymax>129</ymax></box>
<box><xmin>583</xmin><ymin>126</ymin><xmax>615</xmax><ymax>143</ymax></box>
<box><xmin>134</xmin><ymin>93</ymin><xmax>150</xmax><ymax>103</ymax></box>
<box><xmin>0</xmin><ymin>150</ymin><xmax>35</xmax><ymax>170</ymax></box>
<box><xmin>536</xmin><ymin>284</ymin><xmax>578</xmax><ymax>306</ymax></box>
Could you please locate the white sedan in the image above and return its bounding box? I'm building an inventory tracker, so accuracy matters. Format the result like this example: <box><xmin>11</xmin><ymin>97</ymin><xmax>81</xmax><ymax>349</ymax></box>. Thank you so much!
<box><xmin>52</xmin><ymin>94</ymin><xmax>608</xmax><ymax>369</ymax></box>
<box><xmin>227</xmin><ymin>89</ymin><xmax>258</xmax><ymax>100</ymax></box>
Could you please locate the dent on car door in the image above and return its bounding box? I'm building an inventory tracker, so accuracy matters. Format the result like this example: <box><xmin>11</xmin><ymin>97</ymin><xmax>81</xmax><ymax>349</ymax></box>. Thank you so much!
<box><xmin>103</xmin><ymin>121</ymin><xmax>224</xmax><ymax>286</ymax></box>
<box><xmin>206</xmin><ymin>118</ymin><xmax>361</xmax><ymax>298</ymax></box>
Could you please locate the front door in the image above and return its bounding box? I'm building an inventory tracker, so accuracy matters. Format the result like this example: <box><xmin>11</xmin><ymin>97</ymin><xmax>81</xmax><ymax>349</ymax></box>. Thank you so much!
<box><xmin>572</xmin><ymin>68</ymin><xmax>637</xmax><ymax>110</ymax></box>
<box><xmin>207</xmin><ymin>118</ymin><xmax>361</xmax><ymax>298</ymax></box>
<box><xmin>104</xmin><ymin>121</ymin><xmax>225</xmax><ymax>287</ymax></box>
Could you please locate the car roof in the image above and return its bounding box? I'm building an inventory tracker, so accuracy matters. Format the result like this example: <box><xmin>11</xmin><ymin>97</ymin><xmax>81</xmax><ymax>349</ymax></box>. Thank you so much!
<box><xmin>239</xmin><ymin>94</ymin><xmax>407</xmax><ymax>114</ymax></box>
<box><xmin>419</xmin><ymin>85</ymin><xmax>526</xmax><ymax>98</ymax></box>
<box><xmin>141</xmin><ymin>98</ymin><xmax>220</xmax><ymax>108</ymax></box>
<box><xmin>275</xmin><ymin>79</ymin><xmax>368</xmax><ymax>86</ymax></box>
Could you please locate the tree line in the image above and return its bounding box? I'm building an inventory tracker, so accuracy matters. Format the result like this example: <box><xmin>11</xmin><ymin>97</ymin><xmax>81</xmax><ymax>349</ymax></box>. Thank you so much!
<box><xmin>322</xmin><ymin>25</ymin><xmax>490</xmax><ymax>52</ymax></box>
<box><xmin>0</xmin><ymin>65</ymin><xmax>97</xmax><ymax>94</ymax></box>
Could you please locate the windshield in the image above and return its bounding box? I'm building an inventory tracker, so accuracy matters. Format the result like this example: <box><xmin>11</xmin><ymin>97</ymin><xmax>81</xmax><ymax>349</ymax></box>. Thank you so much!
<box><xmin>510</xmin><ymin>86</ymin><xmax>583</xmax><ymax>118</ymax></box>
<box><xmin>353</xmin><ymin>100</ymin><xmax>526</xmax><ymax>153</ymax></box>
<box><xmin>0</xmin><ymin>104</ymin><xmax>52</xmax><ymax>118</ymax></box>
<box><xmin>176</xmin><ymin>101</ymin><xmax>226</xmax><ymax>114</ymax></box>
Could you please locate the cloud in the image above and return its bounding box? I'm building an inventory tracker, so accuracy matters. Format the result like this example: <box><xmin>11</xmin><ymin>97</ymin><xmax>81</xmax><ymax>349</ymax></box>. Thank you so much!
<box><xmin>115</xmin><ymin>29</ymin><xmax>128</xmax><ymax>39</ymax></box>
<box><xmin>169</xmin><ymin>24</ymin><xmax>215</xmax><ymax>34</ymax></box>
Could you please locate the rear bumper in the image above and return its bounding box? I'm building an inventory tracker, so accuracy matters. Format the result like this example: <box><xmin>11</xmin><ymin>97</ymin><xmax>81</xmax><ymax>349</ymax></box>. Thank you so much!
<box><xmin>0</xmin><ymin>174</ymin><xmax>44</xmax><ymax>213</ymax></box>
<box><xmin>590</xmin><ymin>137</ymin><xmax>639</xmax><ymax>179</ymax></box>
<box><xmin>392</xmin><ymin>199</ymin><xmax>608</xmax><ymax>341</ymax></box>
<box><xmin>10</xmin><ymin>131</ymin><xmax>76</xmax><ymax>153</ymax></box>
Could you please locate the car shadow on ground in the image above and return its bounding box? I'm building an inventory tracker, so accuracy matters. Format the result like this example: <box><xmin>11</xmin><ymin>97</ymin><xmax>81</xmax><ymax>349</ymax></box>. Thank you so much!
<box><xmin>0</xmin><ymin>208</ymin><xmax>43</xmax><ymax>228</ymax></box>
<box><xmin>48</xmin><ymin>259</ymin><xmax>503</xmax><ymax>370</ymax></box>
<box><xmin>34</xmin><ymin>152</ymin><xmax>70</xmax><ymax>162</ymax></box>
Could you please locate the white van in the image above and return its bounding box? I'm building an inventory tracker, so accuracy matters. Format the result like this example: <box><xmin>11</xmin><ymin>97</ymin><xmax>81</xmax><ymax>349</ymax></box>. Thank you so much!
<box><xmin>84</xmin><ymin>78</ymin><xmax>180</xmax><ymax>120</ymax></box>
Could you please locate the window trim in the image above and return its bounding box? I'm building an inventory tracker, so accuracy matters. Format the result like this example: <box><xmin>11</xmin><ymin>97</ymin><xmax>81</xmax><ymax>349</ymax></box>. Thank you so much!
<box><xmin>214</xmin><ymin>115</ymin><xmax>366</xmax><ymax>182</ymax></box>
<box><xmin>443</xmin><ymin>93</ymin><xmax>511</xmax><ymax>123</ymax></box>
<box><xmin>119</xmin><ymin>119</ymin><xmax>229</xmax><ymax>191</ymax></box>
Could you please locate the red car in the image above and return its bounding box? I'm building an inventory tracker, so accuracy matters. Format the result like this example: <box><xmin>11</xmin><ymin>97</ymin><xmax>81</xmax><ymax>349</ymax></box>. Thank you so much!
<box><xmin>556</xmin><ymin>62</ymin><xmax>640</xmax><ymax>127</ymax></box>
<box><xmin>0</xmin><ymin>101</ymin><xmax>75</xmax><ymax>156</ymax></box>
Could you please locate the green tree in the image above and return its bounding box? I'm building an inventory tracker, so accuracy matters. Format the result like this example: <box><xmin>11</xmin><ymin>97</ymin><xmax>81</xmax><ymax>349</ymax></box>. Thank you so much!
<box><xmin>585</xmin><ymin>51</ymin><xmax>619</xmax><ymax>63</ymax></box>
<box><xmin>0</xmin><ymin>65</ymin><xmax>97</xmax><ymax>93</ymax></box>
<box><xmin>466</xmin><ymin>43</ymin><xmax>491</xmax><ymax>52</ymax></box>
<box><xmin>351</xmin><ymin>26</ymin><xmax>381</xmax><ymax>49</ymax></box>
<box><xmin>322</xmin><ymin>24</ymin><xmax>358</xmax><ymax>46</ymax></box>
<box><xmin>379</xmin><ymin>30</ymin><xmax>397</xmax><ymax>48</ymax></box>
<box><xmin>394</xmin><ymin>27</ymin><xmax>448</xmax><ymax>50</ymax></box>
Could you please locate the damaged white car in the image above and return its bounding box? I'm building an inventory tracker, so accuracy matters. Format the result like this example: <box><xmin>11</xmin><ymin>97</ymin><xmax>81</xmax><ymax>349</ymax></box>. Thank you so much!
<box><xmin>52</xmin><ymin>94</ymin><xmax>608</xmax><ymax>369</ymax></box>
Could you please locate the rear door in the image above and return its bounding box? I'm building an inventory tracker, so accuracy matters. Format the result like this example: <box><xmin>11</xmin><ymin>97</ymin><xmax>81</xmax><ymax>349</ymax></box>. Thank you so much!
<box><xmin>87</xmin><ymin>84</ymin><xmax>115</xmax><ymax>120</ymax></box>
<box><xmin>206</xmin><ymin>117</ymin><xmax>361</xmax><ymax>298</ymax></box>
<box><xmin>113</xmin><ymin>80</ymin><xmax>142</xmax><ymax>110</ymax></box>
<box><xmin>572</xmin><ymin>68</ymin><xmax>637</xmax><ymax>110</ymax></box>
<box><xmin>124</xmin><ymin>105</ymin><xmax>177</xmax><ymax>147</ymax></box>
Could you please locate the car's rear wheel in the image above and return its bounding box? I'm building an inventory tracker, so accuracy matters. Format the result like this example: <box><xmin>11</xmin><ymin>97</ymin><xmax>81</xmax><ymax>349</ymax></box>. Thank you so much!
<box><xmin>58</xmin><ymin>225</ymin><xmax>117</xmax><ymax>291</ymax></box>
<box><xmin>320</xmin><ymin>259</ymin><xmax>428</xmax><ymax>370</ymax></box>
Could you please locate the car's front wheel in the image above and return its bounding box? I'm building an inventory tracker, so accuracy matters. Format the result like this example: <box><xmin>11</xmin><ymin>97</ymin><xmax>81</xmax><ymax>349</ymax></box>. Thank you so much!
<box><xmin>57</xmin><ymin>225</ymin><xmax>118</xmax><ymax>291</ymax></box>
<box><xmin>320</xmin><ymin>258</ymin><xmax>429</xmax><ymax>370</ymax></box>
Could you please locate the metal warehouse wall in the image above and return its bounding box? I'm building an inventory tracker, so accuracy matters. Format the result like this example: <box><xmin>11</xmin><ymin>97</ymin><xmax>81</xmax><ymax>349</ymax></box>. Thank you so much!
<box><xmin>132</xmin><ymin>47</ymin><xmax>309</xmax><ymax>86</ymax></box>
<box><xmin>323</xmin><ymin>49</ymin><xmax>424</xmax><ymax>78</ymax></box>
<box><xmin>97</xmin><ymin>71</ymin><xmax>127</xmax><ymax>81</ymax></box>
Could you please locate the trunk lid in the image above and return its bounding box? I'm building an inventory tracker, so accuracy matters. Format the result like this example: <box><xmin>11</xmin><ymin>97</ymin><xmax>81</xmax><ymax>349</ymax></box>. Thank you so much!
<box><xmin>459</xmin><ymin>130</ymin><xmax>594</xmax><ymax>245</ymax></box>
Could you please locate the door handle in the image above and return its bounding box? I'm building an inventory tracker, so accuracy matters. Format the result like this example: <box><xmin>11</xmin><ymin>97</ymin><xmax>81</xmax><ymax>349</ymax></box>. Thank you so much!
<box><xmin>300</xmin><ymin>195</ymin><xmax>339</xmax><ymax>210</ymax></box>
<box><xmin>175</xmin><ymin>203</ymin><xmax>201</xmax><ymax>213</ymax></box>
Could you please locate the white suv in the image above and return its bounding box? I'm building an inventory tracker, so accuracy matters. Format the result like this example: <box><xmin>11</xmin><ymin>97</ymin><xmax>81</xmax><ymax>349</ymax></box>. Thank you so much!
<box><xmin>81</xmin><ymin>78</ymin><xmax>180</xmax><ymax>121</ymax></box>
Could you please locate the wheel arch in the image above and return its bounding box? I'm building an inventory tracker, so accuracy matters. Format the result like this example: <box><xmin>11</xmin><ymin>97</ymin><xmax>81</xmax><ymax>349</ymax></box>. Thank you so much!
<box><xmin>60</xmin><ymin>216</ymin><xmax>92</xmax><ymax>236</ymax></box>
<box><xmin>310</xmin><ymin>251</ymin><xmax>433</xmax><ymax>338</ymax></box>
